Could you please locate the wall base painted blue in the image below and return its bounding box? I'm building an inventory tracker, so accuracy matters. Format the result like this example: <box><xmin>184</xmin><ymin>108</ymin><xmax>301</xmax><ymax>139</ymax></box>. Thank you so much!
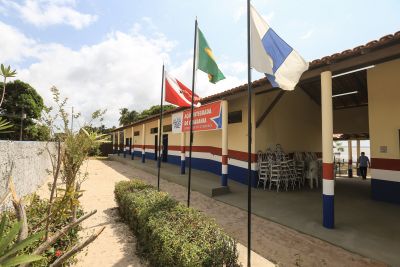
<box><xmin>180</xmin><ymin>160</ymin><xmax>185</xmax><ymax>174</ymax></box>
<box><xmin>228</xmin><ymin>165</ymin><xmax>258</xmax><ymax>187</ymax></box>
<box><xmin>348</xmin><ymin>168</ymin><xmax>353</xmax><ymax>178</ymax></box>
<box><xmin>221</xmin><ymin>174</ymin><xmax>228</xmax><ymax>186</ymax></box>
<box><xmin>322</xmin><ymin>194</ymin><xmax>334</xmax><ymax>229</ymax></box>
<box><xmin>158</xmin><ymin>154</ymin><xmax>259</xmax><ymax>187</ymax></box>
<box><xmin>371</xmin><ymin>179</ymin><xmax>400</xmax><ymax>204</ymax></box>
<box><xmin>132</xmin><ymin>151</ymin><xmax>259</xmax><ymax>188</ymax></box>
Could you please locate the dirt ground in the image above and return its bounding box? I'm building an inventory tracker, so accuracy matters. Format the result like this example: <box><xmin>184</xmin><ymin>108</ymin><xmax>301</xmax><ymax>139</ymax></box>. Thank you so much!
<box><xmin>38</xmin><ymin>159</ymin><xmax>386</xmax><ymax>267</ymax></box>
<box><xmin>37</xmin><ymin>160</ymin><xmax>147</xmax><ymax>267</ymax></box>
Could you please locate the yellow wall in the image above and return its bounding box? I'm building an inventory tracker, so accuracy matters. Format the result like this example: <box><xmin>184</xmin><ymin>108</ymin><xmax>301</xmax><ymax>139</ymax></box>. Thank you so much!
<box><xmin>255</xmin><ymin>88</ymin><xmax>322</xmax><ymax>153</ymax></box>
<box><xmin>118</xmin><ymin>86</ymin><xmax>323</xmax><ymax>154</ymax></box>
<box><xmin>162</xmin><ymin>115</ymin><xmax>181</xmax><ymax>146</ymax></box>
<box><xmin>131</xmin><ymin>125</ymin><xmax>142</xmax><ymax>146</ymax></box>
<box><xmin>226</xmin><ymin>97</ymin><xmax>244</xmax><ymax>151</ymax></box>
<box><xmin>124</xmin><ymin>127</ymin><xmax>132</xmax><ymax>140</ymax></box>
<box><xmin>144</xmin><ymin>119</ymin><xmax>159</xmax><ymax>147</ymax></box>
<box><xmin>368</xmin><ymin>59</ymin><xmax>400</xmax><ymax>159</ymax></box>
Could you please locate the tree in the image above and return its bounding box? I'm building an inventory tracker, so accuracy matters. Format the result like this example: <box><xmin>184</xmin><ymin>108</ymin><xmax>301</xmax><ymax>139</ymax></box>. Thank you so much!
<box><xmin>0</xmin><ymin>64</ymin><xmax>17</xmax><ymax>108</ymax></box>
<box><xmin>118</xmin><ymin>108</ymin><xmax>139</xmax><ymax>126</ymax></box>
<box><xmin>0</xmin><ymin>80</ymin><xmax>47</xmax><ymax>140</ymax></box>
<box><xmin>0</xmin><ymin>64</ymin><xmax>16</xmax><ymax>135</ymax></box>
<box><xmin>118</xmin><ymin>105</ymin><xmax>175</xmax><ymax>126</ymax></box>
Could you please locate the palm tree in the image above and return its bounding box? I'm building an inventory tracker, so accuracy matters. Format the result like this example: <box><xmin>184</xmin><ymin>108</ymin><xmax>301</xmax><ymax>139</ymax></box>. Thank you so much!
<box><xmin>0</xmin><ymin>64</ymin><xmax>17</xmax><ymax>108</ymax></box>
<box><xmin>0</xmin><ymin>117</ymin><xmax>13</xmax><ymax>134</ymax></box>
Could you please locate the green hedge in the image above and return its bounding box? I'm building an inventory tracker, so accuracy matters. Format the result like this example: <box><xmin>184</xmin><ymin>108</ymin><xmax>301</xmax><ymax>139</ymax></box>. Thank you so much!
<box><xmin>114</xmin><ymin>180</ymin><xmax>239</xmax><ymax>267</ymax></box>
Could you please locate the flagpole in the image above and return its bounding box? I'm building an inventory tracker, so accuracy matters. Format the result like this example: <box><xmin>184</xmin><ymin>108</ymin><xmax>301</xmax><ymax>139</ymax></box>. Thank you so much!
<box><xmin>246</xmin><ymin>0</ymin><xmax>252</xmax><ymax>266</ymax></box>
<box><xmin>157</xmin><ymin>64</ymin><xmax>165</xmax><ymax>191</ymax></box>
<box><xmin>187</xmin><ymin>17</ymin><xmax>198</xmax><ymax>207</ymax></box>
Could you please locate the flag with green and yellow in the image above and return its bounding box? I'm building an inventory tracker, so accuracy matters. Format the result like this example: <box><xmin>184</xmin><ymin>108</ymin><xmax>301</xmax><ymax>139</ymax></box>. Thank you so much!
<box><xmin>197</xmin><ymin>28</ymin><xmax>225</xmax><ymax>84</ymax></box>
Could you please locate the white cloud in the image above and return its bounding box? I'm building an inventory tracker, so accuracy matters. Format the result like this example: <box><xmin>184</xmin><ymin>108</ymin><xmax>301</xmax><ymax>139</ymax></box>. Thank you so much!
<box><xmin>170</xmin><ymin>59</ymin><xmax>245</xmax><ymax>100</ymax></box>
<box><xmin>300</xmin><ymin>29</ymin><xmax>314</xmax><ymax>40</ymax></box>
<box><xmin>262</xmin><ymin>12</ymin><xmax>275</xmax><ymax>24</ymax></box>
<box><xmin>0</xmin><ymin>21</ymin><xmax>36</xmax><ymax>63</ymax></box>
<box><xmin>0</xmin><ymin>20</ymin><xmax>245</xmax><ymax>128</ymax></box>
<box><xmin>233</xmin><ymin>5</ymin><xmax>246</xmax><ymax>22</ymax></box>
<box><xmin>233</xmin><ymin>0</ymin><xmax>274</xmax><ymax>23</ymax></box>
<box><xmin>2</xmin><ymin>0</ymin><xmax>97</xmax><ymax>29</ymax></box>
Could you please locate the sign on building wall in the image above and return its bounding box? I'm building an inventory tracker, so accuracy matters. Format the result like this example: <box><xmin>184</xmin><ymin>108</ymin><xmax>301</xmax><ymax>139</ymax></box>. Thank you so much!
<box><xmin>172</xmin><ymin>101</ymin><xmax>222</xmax><ymax>133</ymax></box>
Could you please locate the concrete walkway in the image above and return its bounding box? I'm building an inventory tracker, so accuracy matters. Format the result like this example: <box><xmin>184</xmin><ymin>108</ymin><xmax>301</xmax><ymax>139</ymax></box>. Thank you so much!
<box><xmin>109</xmin><ymin>154</ymin><xmax>388</xmax><ymax>266</ymax></box>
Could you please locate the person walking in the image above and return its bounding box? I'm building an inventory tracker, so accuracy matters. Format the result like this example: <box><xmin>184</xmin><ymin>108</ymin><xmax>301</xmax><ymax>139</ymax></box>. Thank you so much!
<box><xmin>357</xmin><ymin>152</ymin><xmax>371</xmax><ymax>180</ymax></box>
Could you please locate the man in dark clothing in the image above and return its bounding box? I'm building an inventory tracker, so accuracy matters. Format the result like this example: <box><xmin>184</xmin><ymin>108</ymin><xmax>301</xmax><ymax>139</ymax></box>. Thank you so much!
<box><xmin>357</xmin><ymin>152</ymin><xmax>371</xmax><ymax>179</ymax></box>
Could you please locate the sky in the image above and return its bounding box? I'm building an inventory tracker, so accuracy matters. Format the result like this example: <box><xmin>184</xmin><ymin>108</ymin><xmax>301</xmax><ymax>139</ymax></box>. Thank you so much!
<box><xmin>1</xmin><ymin>0</ymin><xmax>399</xmax><ymax>128</ymax></box>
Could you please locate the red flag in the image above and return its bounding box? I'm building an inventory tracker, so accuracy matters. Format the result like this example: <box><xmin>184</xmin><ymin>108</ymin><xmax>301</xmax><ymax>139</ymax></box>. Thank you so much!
<box><xmin>165</xmin><ymin>72</ymin><xmax>201</xmax><ymax>107</ymax></box>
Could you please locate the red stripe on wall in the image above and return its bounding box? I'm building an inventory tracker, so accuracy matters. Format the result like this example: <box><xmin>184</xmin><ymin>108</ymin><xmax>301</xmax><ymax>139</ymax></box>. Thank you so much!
<box><xmin>168</xmin><ymin>145</ymin><xmax>181</xmax><ymax>151</ymax></box>
<box><xmin>229</xmin><ymin>149</ymin><xmax>258</xmax><ymax>162</ymax></box>
<box><xmin>323</xmin><ymin>163</ymin><xmax>334</xmax><ymax>180</ymax></box>
<box><xmin>371</xmin><ymin>158</ymin><xmax>400</xmax><ymax>171</ymax></box>
<box><xmin>222</xmin><ymin>155</ymin><xmax>228</xmax><ymax>165</ymax></box>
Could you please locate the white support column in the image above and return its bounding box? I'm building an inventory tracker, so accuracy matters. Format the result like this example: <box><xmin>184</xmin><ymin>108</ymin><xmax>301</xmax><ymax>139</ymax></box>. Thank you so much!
<box><xmin>348</xmin><ymin>140</ymin><xmax>353</xmax><ymax>177</ymax></box>
<box><xmin>123</xmin><ymin>129</ymin><xmax>127</xmax><ymax>158</ymax></box>
<box><xmin>180</xmin><ymin>132</ymin><xmax>186</xmax><ymax>174</ymax></box>
<box><xmin>221</xmin><ymin>100</ymin><xmax>229</xmax><ymax>186</ymax></box>
<box><xmin>112</xmin><ymin>133</ymin><xmax>115</xmax><ymax>153</ymax></box>
<box><xmin>117</xmin><ymin>131</ymin><xmax>120</xmax><ymax>155</ymax></box>
<box><xmin>141</xmin><ymin>124</ymin><xmax>146</xmax><ymax>163</ymax></box>
<box><xmin>321</xmin><ymin>71</ymin><xmax>334</xmax><ymax>229</ymax></box>
<box><xmin>356</xmin><ymin>139</ymin><xmax>361</xmax><ymax>165</ymax></box>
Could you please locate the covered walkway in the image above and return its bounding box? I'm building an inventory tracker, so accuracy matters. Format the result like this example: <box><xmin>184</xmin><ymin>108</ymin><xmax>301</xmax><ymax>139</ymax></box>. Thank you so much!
<box><xmin>110</xmin><ymin>154</ymin><xmax>399</xmax><ymax>266</ymax></box>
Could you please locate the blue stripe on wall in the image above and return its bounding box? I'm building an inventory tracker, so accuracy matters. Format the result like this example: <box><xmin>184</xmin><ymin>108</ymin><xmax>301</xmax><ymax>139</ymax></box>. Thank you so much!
<box><xmin>228</xmin><ymin>165</ymin><xmax>258</xmax><ymax>187</ymax></box>
<box><xmin>371</xmin><ymin>179</ymin><xmax>400</xmax><ymax>204</ymax></box>
<box><xmin>322</xmin><ymin>194</ymin><xmax>334</xmax><ymax>229</ymax></box>
<box><xmin>132</xmin><ymin>152</ymin><xmax>259</xmax><ymax>188</ymax></box>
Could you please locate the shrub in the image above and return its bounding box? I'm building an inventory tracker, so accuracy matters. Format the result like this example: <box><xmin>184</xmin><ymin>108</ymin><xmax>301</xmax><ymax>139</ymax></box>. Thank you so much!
<box><xmin>4</xmin><ymin>194</ymin><xmax>83</xmax><ymax>266</ymax></box>
<box><xmin>114</xmin><ymin>180</ymin><xmax>239</xmax><ymax>267</ymax></box>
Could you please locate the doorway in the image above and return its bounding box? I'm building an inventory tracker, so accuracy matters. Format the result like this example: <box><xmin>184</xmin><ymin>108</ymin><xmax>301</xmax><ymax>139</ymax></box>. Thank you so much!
<box><xmin>154</xmin><ymin>135</ymin><xmax>158</xmax><ymax>160</ymax></box>
<box><xmin>162</xmin><ymin>134</ymin><xmax>168</xmax><ymax>162</ymax></box>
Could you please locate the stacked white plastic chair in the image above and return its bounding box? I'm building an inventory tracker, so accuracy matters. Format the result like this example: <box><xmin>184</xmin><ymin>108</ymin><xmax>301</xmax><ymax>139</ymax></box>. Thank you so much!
<box><xmin>257</xmin><ymin>151</ymin><xmax>268</xmax><ymax>189</ymax></box>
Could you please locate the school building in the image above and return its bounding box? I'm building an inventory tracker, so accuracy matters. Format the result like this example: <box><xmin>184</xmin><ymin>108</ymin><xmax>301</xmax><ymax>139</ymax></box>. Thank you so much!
<box><xmin>110</xmin><ymin>30</ymin><xmax>400</xmax><ymax>221</ymax></box>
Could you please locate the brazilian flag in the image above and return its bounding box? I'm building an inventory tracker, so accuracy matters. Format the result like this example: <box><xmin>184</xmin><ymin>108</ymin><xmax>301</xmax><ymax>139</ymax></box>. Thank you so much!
<box><xmin>197</xmin><ymin>28</ymin><xmax>225</xmax><ymax>84</ymax></box>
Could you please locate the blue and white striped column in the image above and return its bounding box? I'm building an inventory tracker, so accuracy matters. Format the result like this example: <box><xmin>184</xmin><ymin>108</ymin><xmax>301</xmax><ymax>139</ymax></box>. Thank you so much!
<box><xmin>131</xmin><ymin>142</ymin><xmax>135</xmax><ymax>160</ymax></box>
<box><xmin>221</xmin><ymin>100</ymin><xmax>228</xmax><ymax>186</ymax></box>
<box><xmin>112</xmin><ymin>133</ymin><xmax>116</xmax><ymax>154</ymax></box>
<box><xmin>141</xmin><ymin>124</ymin><xmax>146</xmax><ymax>163</ymax></box>
<box><xmin>348</xmin><ymin>140</ymin><xmax>353</xmax><ymax>178</ymax></box>
<box><xmin>321</xmin><ymin>71</ymin><xmax>334</xmax><ymax>229</ymax></box>
<box><xmin>180</xmin><ymin>132</ymin><xmax>186</xmax><ymax>174</ymax></box>
<box><xmin>123</xmin><ymin>144</ymin><xmax>128</xmax><ymax>158</ymax></box>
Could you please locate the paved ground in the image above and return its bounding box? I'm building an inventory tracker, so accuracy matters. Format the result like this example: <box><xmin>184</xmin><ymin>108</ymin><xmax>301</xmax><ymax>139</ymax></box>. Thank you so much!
<box><xmin>112</xmin><ymin>154</ymin><xmax>400</xmax><ymax>266</ymax></box>
<box><xmin>108</xmin><ymin>155</ymin><xmax>387</xmax><ymax>267</ymax></box>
